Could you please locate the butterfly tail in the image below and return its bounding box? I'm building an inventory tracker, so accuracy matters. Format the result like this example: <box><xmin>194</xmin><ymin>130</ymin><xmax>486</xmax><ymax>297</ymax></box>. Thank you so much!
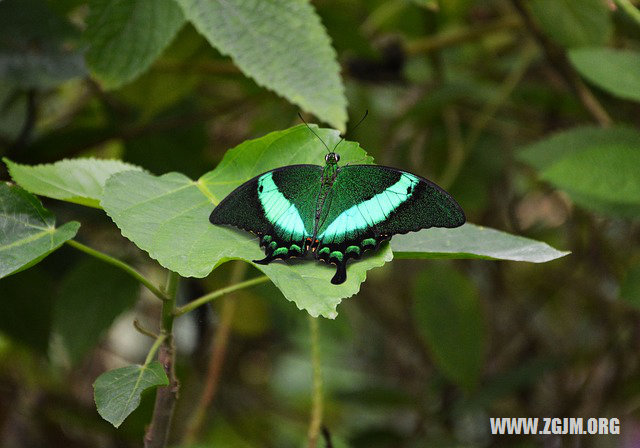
<box><xmin>253</xmin><ymin>254</ymin><xmax>275</xmax><ymax>265</ymax></box>
<box><xmin>331</xmin><ymin>262</ymin><xmax>347</xmax><ymax>285</ymax></box>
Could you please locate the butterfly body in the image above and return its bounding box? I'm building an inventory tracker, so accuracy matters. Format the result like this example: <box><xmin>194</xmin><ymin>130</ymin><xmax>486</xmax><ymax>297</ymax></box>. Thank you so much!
<box><xmin>210</xmin><ymin>152</ymin><xmax>465</xmax><ymax>284</ymax></box>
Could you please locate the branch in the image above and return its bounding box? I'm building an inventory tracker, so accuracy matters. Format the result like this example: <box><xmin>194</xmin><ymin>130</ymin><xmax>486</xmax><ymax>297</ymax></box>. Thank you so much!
<box><xmin>66</xmin><ymin>239</ymin><xmax>168</xmax><ymax>301</ymax></box>
<box><xmin>173</xmin><ymin>275</ymin><xmax>269</xmax><ymax>317</ymax></box>
<box><xmin>144</xmin><ymin>272</ymin><xmax>180</xmax><ymax>448</ymax></box>
<box><xmin>307</xmin><ymin>316</ymin><xmax>324</xmax><ymax>448</ymax></box>
<box><xmin>405</xmin><ymin>15</ymin><xmax>522</xmax><ymax>55</ymax></box>
<box><xmin>510</xmin><ymin>0</ymin><xmax>613</xmax><ymax>126</ymax></box>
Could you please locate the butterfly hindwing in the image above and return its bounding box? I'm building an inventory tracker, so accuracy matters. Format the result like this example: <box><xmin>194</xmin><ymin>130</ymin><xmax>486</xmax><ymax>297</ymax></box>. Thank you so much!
<box><xmin>209</xmin><ymin>164</ymin><xmax>323</xmax><ymax>263</ymax></box>
<box><xmin>315</xmin><ymin>165</ymin><xmax>465</xmax><ymax>284</ymax></box>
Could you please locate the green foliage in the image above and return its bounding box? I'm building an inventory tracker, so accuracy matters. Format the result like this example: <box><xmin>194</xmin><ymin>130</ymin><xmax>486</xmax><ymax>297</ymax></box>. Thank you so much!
<box><xmin>94</xmin><ymin>361</ymin><xmax>169</xmax><ymax>427</ymax></box>
<box><xmin>0</xmin><ymin>183</ymin><xmax>79</xmax><ymax>279</ymax></box>
<box><xmin>0</xmin><ymin>0</ymin><xmax>86</xmax><ymax>87</ymax></box>
<box><xmin>620</xmin><ymin>263</ymin><xmax>640</xmax><ymax>309</ymax></box>
<box><xmin>4</xmin><ymin>158</ymin><xmax>142</xmax><ymax>208</ymax></box>
<box><xmin>518</xmin><ymin>127</ymin><xmax>640</xmax><ymax>216</ymax></box>
<box><xmin>175</xmin><ymin>0</ymin><xmax>347</xmax><ymax>130</ymax></box>
<box><xmin>528</xmin><ymin>0</ymin><xmax>612</xmax><ymax>48</ymax></box>
<box><xmin>392</xmin><ymin>223</ymin><xmax>569</xmax><ymax>262</ymax></box>
<box><xmin>84</xmin><ymin>0</ymin><xmax>185</xmax><ymax>89</ymax></box>
<box><xmin>413</xmin><ymin>264</ymin><xmax>485</xmax><ymax>390</ymax></box>
<box><xmin>53</xmin><ymin>258</ymin><xmax>140</xmax><ymax>365</ymax></box>
<box><xmin>569</xmin><ymin>48</ymin><xmax>640</xmax><ymax>103</ymax></box>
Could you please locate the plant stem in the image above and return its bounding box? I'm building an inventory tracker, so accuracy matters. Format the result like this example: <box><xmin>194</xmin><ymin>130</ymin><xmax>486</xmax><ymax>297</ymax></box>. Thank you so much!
<box><xmin>308</xmin><ymin>316</ymin><xmax>324</xmax><ymax>448</ymax></box>
<box><xmin>173</xmin><ymin>275</ymin><xmax>269</xmax><ymax>317</ymax></box>
<box><xmin>144</xmin><ymin>272</ymin><xmax>180</xmax><ymax>448</ymax></box>
<box><xmin>616</xmin><ymin>0</ymin><xmax>640</xmax><ymax>26</ymax></box>
<box><xmin>405</xmin><ymin>15</ymin><xmax>522</xmax><ymax>55</ymax></box>
<box><xmin>66</xmin><ymin>239</ymin><xmax>167</xmax><ymax>301</ymax></box>
<box><xmin>144</xmin><ymin>333</ymin><xmax>167</xmax><ymax>366</ymax></box>
<box><xmin>183</xmin><ymin>262</ymin><xmax>247</xmax><ymax>444</ymax></box>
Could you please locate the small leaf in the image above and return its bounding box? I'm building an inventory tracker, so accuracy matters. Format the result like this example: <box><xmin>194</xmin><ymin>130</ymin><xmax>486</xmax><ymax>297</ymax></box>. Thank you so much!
<box><xmin>4</xmin><ymin>157</ymin><xmax>143</xmax><ymax>208</ymax></box>
<box><xmin>175</xmin><ymin>0</ymin><xmax>347</xmax><ymax>130</ymax></box>
<box><xmin>94</xmin><ymin>361</ymin><xmax>169</xmax><ymax>428</ymax></box>
<box><xmin>0</xmin><ymin>183</ymin><xmax>80</xmax><ymax>279</ymax></box>
<box><xmin>569</xmin><ymin>47</ymin><xmax>640</xmax><ymax>103</ymax></box>
<box><xmin>101</xmin><ymin>126</ymin><xmax>383</xmax><ymax>318</ymax></box>
<box><xmin>413</xmin><ymin>264</ymin><xmax>485</xmax><ymax>390</ymax></box>
<box><xmin>53</xmin><ymin>259</ymin><xmax>140</xmax><ymax>364</ymax></box>
<box><xmin>392</xmin><ymin>223</ymin><xmax>569</xmax><ymax>263</ymax></box>
<box><xmin>85</xmin><ymin>0</ymin><xmax>185</xmax><ymax>89</ymax></box>
<box><xmin>528</xmin><ymin>0</ymin><xmax>611</xmax><ymax>48</ymax></box>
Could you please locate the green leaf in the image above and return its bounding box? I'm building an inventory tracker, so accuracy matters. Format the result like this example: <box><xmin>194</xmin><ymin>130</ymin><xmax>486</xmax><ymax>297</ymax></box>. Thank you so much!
<box><xmin>569</xmin><ymin>47</ymin><xmax>640</xmax><ymax>103</ymax></box>
<box><xmin>528</xmin><ymin>0</ymin><xmax>611</xmax><ymax>48</ymax></box>
<box><xmin>540</xmin><ymin>144</ymin><xmax>640</xmax><ymax>213</ymax></box>
<box><xmin>0</xmin><ymin>0</ymin><xmax>87</xmax><ymax>88</ymax></box>
<box><xmin>517</xmin><ymin>126</ymin><xmax>640</xmax><ymax>217</ymax></box>
<box><xmin>4</xmin><ymin>157</ymin><xmax>143</xmax><ymax>208</ymax></box>
<box><xmin>85</xmin><ymin>0</ymin><xmax>185</xmax><ymax>89</ymax></box>
<box><xmin>102</xmin><ymin>125</ymin><xmax>384</xmax><ymax>318</ymax></box>
<box><xmin>175</xmin><ymin>0</ymin><xmax>347</xmax><ymax>131</ymax></box>
<box><xmin>392</xmin><ymin>223</ymin><xmax>569</xmax><ymax>262</ymax></box>
<box><xmin>517</xmin><ymin>126</ymin><xmax>640</xmax><ymax>171</ymax></box>
<box><xmin>620</xmin><ymin>263</ymin><xmax>640</xmax><ymax>309</ymax></box>
<box><xmin>413</xmin><ymin>264</ymin><xmax>485</xmax><ymax>390</ymax></box>
<box><xmin>0</xmin><ymin>183</ymin><xmax>80</xmax><ymax>279</ymax></box>
<box><xmin>53</xmin><ymin>259</ymin><xmax>139</xmax><ymax>365</ymax></box>
<box><xmin>94</xmin><ymin>361</ymin><xmax>169</xmax><ymax>427</ymax></box>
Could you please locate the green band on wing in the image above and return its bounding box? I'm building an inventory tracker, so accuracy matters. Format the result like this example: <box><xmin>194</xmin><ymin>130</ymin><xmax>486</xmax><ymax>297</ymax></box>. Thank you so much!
<box><xmin>319</xmin><ymin>173</ymin><xmax>419</xmax><ymax>243</ymax></box>
<box><xmin>258</xmin><ymin>172</ymin><xmax>309</xmax><ymax>241</ymax></box>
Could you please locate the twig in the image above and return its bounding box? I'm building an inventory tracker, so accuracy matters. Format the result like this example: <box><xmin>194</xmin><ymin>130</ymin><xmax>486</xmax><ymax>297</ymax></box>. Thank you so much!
<box><xmin>173</xmin><ymin>275</ymin><xmax>269</xmax><ymax>317</ymax></box>
<box><xmin>615</xmin><ymin>0</ymin><xmax>640</xmax><ymax>26</ymax></box>
<box><xmin>144</xmin><ymin>272</ymin><xmax>180</xmax><ymax>448</ymax></box>
<box><xmin>405</xmin><ymin>15</ymin><xmax>522</xmax><ymax>55</ymax></box>
<box><xmin>182</xmin><ymin>262</ymin><xmax>247</xmax><ymax>443</ymax></box>
<box><xmin>509</xmin><ymin>0</ymin><xmax>613</xmax><ymax>126</ymax></box>
<box><xmin>308</xmin><ymin>316</ymin><xmax>324</xmax><ymax>448</ymax></box>
<box><xmin>66</xmin><ymin>240</ymin><xmax>168</xmax><ymax>301</ymax></box>
<box><xmin>134</xmin><ymin>319</ymin><xmax>159</xmax><ymax>339</ymax></box>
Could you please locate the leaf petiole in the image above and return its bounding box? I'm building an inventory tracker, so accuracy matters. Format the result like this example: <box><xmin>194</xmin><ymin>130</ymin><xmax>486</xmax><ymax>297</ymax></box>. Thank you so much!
<box><xmin>66</xmin><ymin>239</ymin><xmax>168</xmax><ymax>301</ymax></box>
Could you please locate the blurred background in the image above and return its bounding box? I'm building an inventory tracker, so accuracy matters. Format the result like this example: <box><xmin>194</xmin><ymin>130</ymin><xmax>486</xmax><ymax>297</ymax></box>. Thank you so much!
<box><xmin>1</xmin><ymin>0</ymin><xmax>640</xmax><ymax>446</ymax></box>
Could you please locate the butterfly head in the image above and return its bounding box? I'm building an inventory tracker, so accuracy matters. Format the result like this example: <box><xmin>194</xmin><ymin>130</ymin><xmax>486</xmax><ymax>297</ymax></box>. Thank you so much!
<box><xmin>325</xmin><ymin>152</ymin><xmax>340</xmax><ymax>165</ymax></box>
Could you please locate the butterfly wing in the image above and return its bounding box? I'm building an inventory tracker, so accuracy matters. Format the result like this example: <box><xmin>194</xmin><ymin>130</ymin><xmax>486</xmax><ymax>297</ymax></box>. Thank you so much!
<box><xmin>209</xmin><ymin>164</ymin><xmax>323</xmax><ymax>263</ymax></box>
<box><xmin>316</xmin><ymin>165</ymin><xmax>465</xmax><ymax>284</ymax></box>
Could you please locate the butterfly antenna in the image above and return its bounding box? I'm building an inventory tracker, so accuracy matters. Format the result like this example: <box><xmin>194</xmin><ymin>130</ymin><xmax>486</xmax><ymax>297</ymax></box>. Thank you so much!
<box><xmin>298</xmin><ymin>112</ymin><xmax>331</xmax><ymax>153</ymax></box>
<box><xmin>332</xmin><ymin>109</ymin><xmax>369</xmax><ymax>152</ymax></box>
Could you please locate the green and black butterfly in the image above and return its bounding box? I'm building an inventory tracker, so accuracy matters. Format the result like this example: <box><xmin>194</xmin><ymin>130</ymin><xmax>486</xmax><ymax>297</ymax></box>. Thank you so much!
<box><xmin>210</xmin><ymin>130</ymin><xmax>465</xmax><ymax>285</ymax></box>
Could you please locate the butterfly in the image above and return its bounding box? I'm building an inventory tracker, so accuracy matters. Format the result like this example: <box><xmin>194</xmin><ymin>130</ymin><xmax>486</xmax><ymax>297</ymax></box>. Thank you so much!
<box><xmin>209</xmin><ymin>130</ymin><xmax>465</xmax><ymax>285</ymax></box>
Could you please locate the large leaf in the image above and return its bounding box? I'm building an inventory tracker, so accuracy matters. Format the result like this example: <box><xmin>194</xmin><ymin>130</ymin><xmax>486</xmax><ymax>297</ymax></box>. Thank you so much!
<box><xmin>392</xmin><ymin>224</ymin><xmax>569</xmax><ymax>262</ymax></box>
<box><xmin>85</xmin><ymin>0</ymin><xmax>185</xmax><ymax>89</ymax></box>
<box><xmin>0</xmin><ymin>0</ymin><xmax>86</xmax><ymax>88</ymax></box>
<box><xmin>528</xmin><ymin>0</ymin><xmax>611</xmax><ymax>48</ymax></box>
<box><xmin>101</xmin><ymin>125</ymin><xmax>385</xmax><ymax>318</ymax></box>
<box><xmin>4</xmin><ymin>158</ymin><xmax>143</xmax><ymax>208</ymax></box>
<box><xmin>53</xmin><ymin>259</ymin><xmax>140</xmax><ymax>365</ymax></box>
<box><xmin>94</xmin><ymin>361</ymin><xmax>169</xmax><ymax>427</ymax></box>
<box><xmin>175</xmin><ymin>0</ymin><xmax>347</xmax><ymax>131</ymax></box>
<box><xmin>0</xmin><ymin>183</ymin><xmax>80</xmax><ymax>279</ymax></box>
<box><xmin>517</xmin><ymin>127</ymin><xmax>640</xmax><ymax>217</ymax></box>
<box><xmin>413</xmin><ymin>264</ymin><xmax>485</xmax><ymax>390</ymax></box>
<box><xmin>540</xmin><ymin>145</ymin><xmax>640</xmax><ymax>213</ymax></box>
<box><xmin>569</xmin><ymin>48</ymin><xmax>640</xmax><ymax>103</ymax></box>
<box><xmin>517</xmin><ymin>126</ymin><xmax>640</xmax><ymax>171</ymax></box>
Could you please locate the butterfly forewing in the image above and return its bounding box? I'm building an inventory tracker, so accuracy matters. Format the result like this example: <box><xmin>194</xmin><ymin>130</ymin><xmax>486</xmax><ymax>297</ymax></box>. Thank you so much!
<box><xmin>209</xmin><ymin>164</ymin><xmax>323</xmax><ymax>263</ymax></box>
